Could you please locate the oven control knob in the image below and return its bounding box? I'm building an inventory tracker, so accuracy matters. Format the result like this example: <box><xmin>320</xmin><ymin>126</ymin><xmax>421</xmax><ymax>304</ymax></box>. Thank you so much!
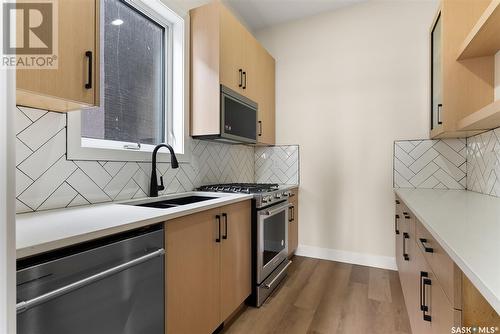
<box><xmin>275</xmin><ymin>193</ymin><xmax>282</xmax><ymax>199</ymax></box>
<box><xmin>283</xmin><ymin>191</ymin><xmax>291</xmax><ymax>197</ymax></box>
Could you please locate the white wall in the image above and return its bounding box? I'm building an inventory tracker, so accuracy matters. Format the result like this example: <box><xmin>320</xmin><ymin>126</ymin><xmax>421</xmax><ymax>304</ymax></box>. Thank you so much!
<box><xmin>256</xmin><ymin>0</ymin><xmax>439</xmax><ymax>268</ymax></box>
<box><xmin>0</xmin><ymin>67</ymin><xmax>16</xmax><ymax>333</ymax></box>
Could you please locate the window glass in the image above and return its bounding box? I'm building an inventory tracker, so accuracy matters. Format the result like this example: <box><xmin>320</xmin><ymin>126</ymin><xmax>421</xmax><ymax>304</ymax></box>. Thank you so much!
<box><xmin>82</xmin><ymin>0</ymin><xmax>165</xmax><ymax>145</ymax></box>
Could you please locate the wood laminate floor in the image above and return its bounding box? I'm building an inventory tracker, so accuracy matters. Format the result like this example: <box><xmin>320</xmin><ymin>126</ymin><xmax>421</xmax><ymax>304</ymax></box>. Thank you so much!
<box><xmin>224</xmin><ymin>256</ymin><xmax>411</xmax><ymax>334</ymax></box>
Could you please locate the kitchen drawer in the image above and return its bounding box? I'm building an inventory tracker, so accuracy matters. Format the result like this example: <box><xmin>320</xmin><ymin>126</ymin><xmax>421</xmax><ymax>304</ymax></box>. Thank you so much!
<box><xmin>415</xmin><ymin>219</ymin><xmax>462</xmax><ymax>309</ymax></box>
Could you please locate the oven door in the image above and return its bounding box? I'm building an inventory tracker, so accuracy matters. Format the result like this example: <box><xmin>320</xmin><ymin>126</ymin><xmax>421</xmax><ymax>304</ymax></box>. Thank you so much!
<box><xmin>257</xmin><ymin>201</ymin><xmax>290</xmax><ymax>284</ymax></box>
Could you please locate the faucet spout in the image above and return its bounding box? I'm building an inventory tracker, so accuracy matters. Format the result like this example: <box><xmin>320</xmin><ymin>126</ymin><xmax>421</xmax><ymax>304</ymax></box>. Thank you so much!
<box><xmin>150</xmin><ymin>144</ymin><xmax>179</xmax><ymax>197</ymax></box>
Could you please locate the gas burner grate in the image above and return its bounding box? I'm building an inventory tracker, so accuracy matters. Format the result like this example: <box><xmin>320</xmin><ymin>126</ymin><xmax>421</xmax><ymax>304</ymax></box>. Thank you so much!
<box><xmin>198</xmin><ymin>183</ymin><xmax>280</xmax><ymax>194</ymax></box>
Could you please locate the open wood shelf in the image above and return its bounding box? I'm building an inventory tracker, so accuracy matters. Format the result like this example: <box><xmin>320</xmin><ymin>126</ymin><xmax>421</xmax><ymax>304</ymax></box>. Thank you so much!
<box><xmin>457</xmin><ymin>0</ymin><xmax>500</xmax><ymax>60</ymax></box>
<box><xmin>458</xmin><ymin>100</ymin><xmax>500</xmax><ymax>131</ymax></box>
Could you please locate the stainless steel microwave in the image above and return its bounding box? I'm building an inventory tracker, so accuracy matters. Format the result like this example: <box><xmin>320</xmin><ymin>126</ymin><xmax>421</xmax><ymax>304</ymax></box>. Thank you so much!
<box><xmin>195</xmin><ymin>85</ymin><xmax>258</xmax><ymax>144</ymax></box>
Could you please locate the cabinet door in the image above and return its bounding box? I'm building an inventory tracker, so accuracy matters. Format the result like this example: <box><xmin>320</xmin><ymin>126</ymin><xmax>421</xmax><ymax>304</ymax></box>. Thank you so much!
<box><xmin>256</xmin><ymin>46</ymin><xmax>276</xmax><ymax>145</ymax></box>
<box><xmin>288</xmin><ymin>189</ymin><xmax>298</xmax><ymax>256</ymax></box>
<box><xmin>220</xmin><ymin>201</ymin><xmax>252</xmax><ymax>321</ymax></box>
<box><xmin>408</xmin><ymin>244</ymin><xmax>432</xmax><ymax>334</ymax></box>
<box><xmin>219</xmin><ymin>5</ymin><xmax>246</xmax><ymax>94</ymax></box>
<box><xmin>17</xmin><ymin>0</ymin><xmax>98</xmax><ymax>109</ymax></box>
<box><xmin>242</xmin><ymin>33</ymin><xmax>260</xmax><ymax>101</ymax></box>
<box><xmin>431</xmin><ymin>12</ymin><xmax>443</xmax><ymax>132</ymax></box>
<box><xmin>166</xmin><ymin>208</ymin><xmax>221</xmax><ymax>334</ymax></box>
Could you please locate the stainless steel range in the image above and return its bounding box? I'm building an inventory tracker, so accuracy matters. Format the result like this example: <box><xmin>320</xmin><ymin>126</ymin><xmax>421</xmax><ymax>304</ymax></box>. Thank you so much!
<box><xmin>198</xmin><ymin>183</ymin><xmax>293</xmax><ymax>307</ymax></box>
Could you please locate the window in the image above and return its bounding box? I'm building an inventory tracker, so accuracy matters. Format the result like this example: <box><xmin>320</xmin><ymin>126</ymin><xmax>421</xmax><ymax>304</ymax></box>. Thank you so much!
<box><xmin>68</xmin><ymin>0</ymin><xmax>187</xmax><ymax>162</ymax></box>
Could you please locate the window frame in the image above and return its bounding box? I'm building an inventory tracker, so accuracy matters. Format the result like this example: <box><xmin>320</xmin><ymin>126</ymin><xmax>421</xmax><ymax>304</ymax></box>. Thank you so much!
<box><xmin>67</xmin><ymin>0</ymin><xmax>190</xmax><ymax>163</ymax></box>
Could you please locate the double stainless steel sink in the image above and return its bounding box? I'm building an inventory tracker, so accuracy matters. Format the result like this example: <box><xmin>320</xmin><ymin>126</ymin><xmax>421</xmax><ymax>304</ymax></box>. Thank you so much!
<box><xmin>130</xmin><ymin>195</ymin><xmax>216</xmax><ymax>209</ymax></box>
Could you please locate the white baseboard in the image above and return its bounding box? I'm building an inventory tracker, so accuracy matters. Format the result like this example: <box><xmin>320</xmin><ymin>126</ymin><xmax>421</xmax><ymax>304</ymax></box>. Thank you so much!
<box><xmin>295</xmin><ymin>244</ymin><xmax>397</xmax><ymax>270</ymax></box>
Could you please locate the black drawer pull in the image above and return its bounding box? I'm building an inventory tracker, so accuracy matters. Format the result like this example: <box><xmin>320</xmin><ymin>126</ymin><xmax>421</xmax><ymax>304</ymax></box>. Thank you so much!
<box><xmin>396</xmin><ymin>200</ymin><xmax>400</xmax><ymax>204</ymax></box>
<box><xmin>420</xmin><ymin>271</ymin><xmax>428</xmax><ymax>311</ymax></box>
<box><xmin>85</xmin><ymin>51</ymin><xmax>93</xmax><ymax>89</ymax></box>
<box><xmin>222</xmin><ymin>213</ymin><xmax>228</xmax><ymax>240</ymax></box>
<box><xmin>215</xmin><ymin>215</ymin><xmax>221</xmax><ymax>243</ymax></box>
<box><xmin>394</xmin><ymin>215</ymin><xmax>400</xmax><ymax>235</ymax></box>
<box><xmin>403</xmin><ymin>232</ymin><xmax>409</xmax><ymax>261</ymax></box>
<box><xmin>423</xmin><ymin>277</ymin><xmax>432</xmax><ymax>322</ymax></box>
<box><xmin>419</xmin><ymin>238</ymin><xmax>434</xmax><ymax>253</ymax></box>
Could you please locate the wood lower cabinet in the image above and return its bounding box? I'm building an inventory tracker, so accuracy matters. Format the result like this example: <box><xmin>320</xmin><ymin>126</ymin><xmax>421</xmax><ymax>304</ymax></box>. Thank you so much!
<box><xmin>395</xmin><ymin>196</ymin><xmax>460</xmax><ymax>334</ymax></box>
<box><xmin>220</xmin><ymin>201</ymin><xmax>252</xmax><ymax>321</ymax></box>
<box><xmin>17</xmin><ymin>0</ymin><xmax>99</xmax><ymax>112</ymax></box>
<box><xmin>166</xmin><ymin>200</ymin><xmax>251</xmax><ymax>334</ymax></box>
<box><xmin>288</xmin><ymin>188</ymin><xmax>299</xmax><ymax>257</ymax></box>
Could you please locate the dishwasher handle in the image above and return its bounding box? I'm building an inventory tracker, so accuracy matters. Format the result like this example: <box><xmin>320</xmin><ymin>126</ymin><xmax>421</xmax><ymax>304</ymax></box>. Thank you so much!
<box><xmin>16</xmin><ymin>248</ymin><xmax>165</xmax><ymax>314</ymax></box>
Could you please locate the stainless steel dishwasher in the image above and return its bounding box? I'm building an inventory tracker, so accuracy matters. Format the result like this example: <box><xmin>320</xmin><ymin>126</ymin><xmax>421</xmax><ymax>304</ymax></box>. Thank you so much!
<box><xmin>16</xmin><ymin>224</ymin><xmax>165</xmax><ymax>334</ymax></box>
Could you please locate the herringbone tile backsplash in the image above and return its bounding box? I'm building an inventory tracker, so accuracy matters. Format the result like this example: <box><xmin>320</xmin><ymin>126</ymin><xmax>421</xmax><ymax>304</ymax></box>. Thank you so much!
<box><xmin>255</xmin><ymin>146</ymin><xmax>299</xmax><ymax>185</ymax></box>
<box><xmin>467</xmin><ymin>129</ymin><xmax>500</xmax><ymax>196</ymax></box>
<box><xmin>15</xmin><ymin>107</ymin><xmax>256</xmax><ymax>213</ymax></box>
<box><xmin>393</xmin><ymin>139</ymin><xmax>467</xmax><ymax>190</ymax></box>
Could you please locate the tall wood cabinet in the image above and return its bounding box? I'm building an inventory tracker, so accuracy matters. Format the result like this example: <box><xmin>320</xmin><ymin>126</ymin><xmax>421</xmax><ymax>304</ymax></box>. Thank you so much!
<box><xmin>166</xmin><ymin>200</ymin><xmax>251</xmax><ymax>334</ymax></box>
<box><xmin>190</xmin><ymin>1</ymin><xmax>276</xmax><ymax>144</ymax></box>
<box><xmin>16</xmin><ymin>0</ymin><xmax>99</xmax><ymax>112</ymax></box>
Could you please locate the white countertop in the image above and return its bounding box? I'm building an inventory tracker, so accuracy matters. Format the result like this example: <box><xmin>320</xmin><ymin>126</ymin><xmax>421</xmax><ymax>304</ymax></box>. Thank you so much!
<box><xmin>16</xmin><ymin>191</ymin><xmax>253</xmax><ymax>259</ymax></box>
<box><xmin>395</xmin><ymin>188</ymin><xmax>500</xmax><ymax>315</ymax></box>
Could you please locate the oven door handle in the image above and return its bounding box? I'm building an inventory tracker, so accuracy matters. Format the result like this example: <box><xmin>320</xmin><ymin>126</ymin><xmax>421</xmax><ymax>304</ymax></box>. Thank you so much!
<box><xmin>264</xmin><ymin>260</ymin><xmax>292</xmax><ymax>289</ymax></box>
<box><xmin>263</xmin><ymin>203</ymin><xmax>292</xmax><ymax>216</ymax></box>
<box><xmin>16</xmin><ymin>248</ymin><xmax>165</xmax><ymax>314</ymax></box>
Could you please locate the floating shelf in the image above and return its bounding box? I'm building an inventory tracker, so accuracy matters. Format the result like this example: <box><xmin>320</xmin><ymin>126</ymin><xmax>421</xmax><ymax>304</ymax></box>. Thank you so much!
<box><xmin>458</xmin><ymin>100</ymin><xmax>500</xmax><ymax>131</ymax></box>
<box><xmin>457</xmin><ymin>0</ymin><xmax>500</xmax><ymax>60</ymax></box>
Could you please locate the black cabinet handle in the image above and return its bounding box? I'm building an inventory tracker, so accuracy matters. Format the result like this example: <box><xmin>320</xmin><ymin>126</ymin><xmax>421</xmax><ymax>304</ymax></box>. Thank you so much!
<box><xmin>395</xmin><ymin>200</ymin><xmax>400</xmax><ymax>204</ymax></box>
<box><xmin>222</xmin><ymin>213</ymin><xmax>228</xmax><ymax>240</ymax></box>
<box><xmin>85</xmin><ymin>51</ymin><xmax>93</xmax><ymax>89</ymax></box>
<box><xmin>242</xmin><ymin>71</ymin><xmax>247</xmax><ymax>89</ymax></box>
<box><xmin>437</xmin><ymin>104</ymin><xmax>443</xmax><ymax>125</ymax></box>
<box><xmin>420</xmin><ymin>271</ymin><xmax>428</xmax><ymax>311</ymax></box>
<box><xmin>258</xmin><ymin>121</ymin><xmax>262</xmax><ymax>136</ymax></box>
<box><xmin>215</xmin><ymin>215</ymin><xmax>221</xmax><ymax>243</ymax></box>
<box><xmin>423</xmin><ymin>276</ymin><xmax>432</xmax><ymax>322</ymax></box>
<box><xmin>395</xmin><ymin>215</ymin><xmax>400</xmax><ymax>235</ymax></box>
<box><xmin>403</xmin><ymin>232</ymin><xmax>409</xmax><ymax>261</ymax></box>
<box><xmin>239</xmin><ymin>69</ymin><xmax>243</xmax><ymax>88</ymax></box>
<box><xmin>292</xmin><ymin>206</ymin><xmax>295</xmax><ymax>222</ymax></box>
<box><xmin>288</xmin><ymin>206</ymin><xmax>295</xmax><ymax>223</ymax></box>
<box><xmin>419</xmin><ymin>238</ymin><xmax>434</xmax><ymax>253</ymax></box>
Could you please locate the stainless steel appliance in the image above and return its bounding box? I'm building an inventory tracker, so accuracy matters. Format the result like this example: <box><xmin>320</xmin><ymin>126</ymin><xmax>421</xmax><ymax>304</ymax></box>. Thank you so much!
<box><xmin>193</xmin><ymin>85</ymin><xmax>258</xmax><ymax>144</ymax></box>
<box><xmin>16</xmin><ymin>225</ymin><xmax>165</xmax><ymax>334</ymax></box>
<box><xmin>197</xmin><ymin>183</ymin><xmax>293</xmax><ymax>306</ymax></box>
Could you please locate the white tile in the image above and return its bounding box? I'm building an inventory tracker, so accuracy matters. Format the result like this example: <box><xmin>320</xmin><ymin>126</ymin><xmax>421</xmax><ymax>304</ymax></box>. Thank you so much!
<box><xmin>434</xmin><ymin>141</ymin><xmax>466</xmax><ymax>167</ymax></box>
<box><xmin>75</xmin><ymin>161</ymin><xmax>112</xmax><ymax>188</ymax></box>
<box><xmin>409</xmin><ymin>148</ymin><xmax>439</xmax><ymax>173</ymax></box>
<box><xmin>17</xmin><ymin>112</ymin><xmax>66</xmax><ymax>151</ymax></box>
<box><xmin>409</xmin><ymin>162</ymin><xmax>439</xmax><ymax>187</ymax></box>
<box><xmin>16</xmin><ymin>200</ymin><xmax>33</xmax><ymax>213</ymax></box>
<box><xmin>433</xmin><ymin>155</ymin><xmax>465</xmax><ymax>181</ymax></box>
<box><xmin>104</xmin><ymin>163</ymin><xmax>139</xmax><ymax>199</ymax></box>
<box><xmin>443</xmin><ymin>138</ymin><xmax>466</xmax><ymax>152</ymax></box>
<box><xmin>38</xmin><ymin>182</ymin><xmax>78</xmax><ymax>211</ymax></box>
<box><xmin>103</xmin><ymin>161</ymin><xmax>125</xmax><ymax>177</ymax></box>
<box><xmin>394</xmin><ymin>171</ymin><xmax>413</xmax><ymax>188</ymax></box>
<box><xmin>67</xmin><ymin>195</ymin><xmax>90</xmax><ymax>208</ymax></box>
<box><xmin>67</xmin><ymin>169</ymin><xmax>110</xmax><ymax>204</ymax></box>
<box><xmin>16</xmin><ymin>139</ymin><xmax>32</xmax><ymax>166</ymax></box>
<box><xmin>419</xmin><ymin>175</ymin><xmax>439</xmax><ymax>189</ymax></box>
<box><xmin>409</xmin><ymin>140</ymin><xmax>436</xmax><ymax>159</ymax></box>
<box><xmin>18</xmin><ymin>157</ymin><xmax>77</xmax><ymax>209</ymax></box>
<box><xmin>18</xmin><ymin>106</ymin><xmax>46</xmax><ymax>122</ymax></box>
<box><xmin>394</xmin><ymin>145</ymin><xmax>414</xmax><ymax>167</ymax></box>
<box><xmin>16</xmin><ymin>169</ymin><xmax>33</xmax><ymax>196</ymax></box>
<box><xmin>115</xmin><ymin>179</ymin><xmax>140</xmax><ymax>201</ymax></box>
<box><xmin>433</xmin><ymin>169</ymin><xmax>463</xmax><ymax>189</ymax></box>
<box><xmin>133</xmin><ymin>168</ymin><xmax>150</xmax><ymax>194</ymax></box>
<box><xmin>15</xmin><ymin>107</ymin><xmax>32</xmax><ymax>135</ymax></box>
<box><xmin>18</xmin><ymin>129</ymin><xmax>66</xmax><ymax>180</ymax></box>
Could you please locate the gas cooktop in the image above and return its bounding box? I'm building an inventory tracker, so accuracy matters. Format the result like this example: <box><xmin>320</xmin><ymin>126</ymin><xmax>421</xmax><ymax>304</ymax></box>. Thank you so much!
<box><xmin>197</xmin><ymin>183</ymin><xmax>280</xmax><ymax>194</ymax></box>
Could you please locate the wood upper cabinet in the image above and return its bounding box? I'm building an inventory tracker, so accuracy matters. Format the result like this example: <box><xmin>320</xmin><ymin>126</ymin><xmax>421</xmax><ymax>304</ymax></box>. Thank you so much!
<box><xmin>430</xmin><ymin>0</ymin><xmax>495</xmax><ymax>138</ymax></box>
<box><xmin>287</xmin><ymin>188</ymin><xmax>298</xmax><ymax>257</ymax></box>
<box><xmin>190</xmin><ymin>1</ymin><xmax>275</xmax><ymax>144</ymax></box>
<box><xmin>166</xmin><ymin>200</ymin><xmax>251</xmax><ymax>334</ymax></box>
<box><xmin>16</xmin><ymin>0</ymin><xmax>99</xmax><ymax>112</ymax></box>
<box><xmin>256</xmin><ymin>46</ymin><xmax>276</xmax><ymax>145</ymax></box>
